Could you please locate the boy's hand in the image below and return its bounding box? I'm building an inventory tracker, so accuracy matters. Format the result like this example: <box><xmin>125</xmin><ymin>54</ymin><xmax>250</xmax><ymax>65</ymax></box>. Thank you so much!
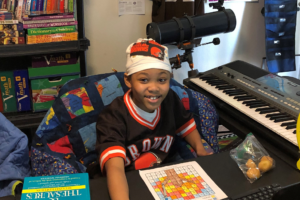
<box><xmin>196</xmin><ymin>148</ymin><xmax>213</xmax><ymax>156</ymax></box>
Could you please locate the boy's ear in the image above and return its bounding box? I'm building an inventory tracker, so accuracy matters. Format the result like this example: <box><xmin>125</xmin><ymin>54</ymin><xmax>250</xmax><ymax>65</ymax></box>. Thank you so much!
<box><xmin>124</xmin><ymin>73</ymin><xmax>132</xmax><ymax>89</ymax></box>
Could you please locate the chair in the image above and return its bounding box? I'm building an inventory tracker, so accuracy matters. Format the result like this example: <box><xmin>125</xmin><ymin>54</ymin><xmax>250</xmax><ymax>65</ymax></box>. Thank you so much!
<box><xmin>30</xmin><ymin>72</ymin><xmax>219</xmax><ymax>176</ymax></box>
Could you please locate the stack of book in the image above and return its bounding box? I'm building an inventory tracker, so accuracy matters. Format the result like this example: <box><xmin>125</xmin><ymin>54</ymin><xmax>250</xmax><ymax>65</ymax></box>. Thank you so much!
<box><xmin>25</xmin><ymin>14</ymin><xmax>78</xmax><ymax>44</ymax></box>
<box><xmin>0</xmin><ymin>5</ymin><xmax>25</xmax><ymax>45</ymax></box>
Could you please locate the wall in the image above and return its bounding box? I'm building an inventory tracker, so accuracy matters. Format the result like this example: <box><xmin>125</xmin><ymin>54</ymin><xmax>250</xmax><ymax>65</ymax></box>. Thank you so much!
<box><xmin>84</xmin><ymin>0</ymin><xmax>297</xmax><ymax>84</ymax></box>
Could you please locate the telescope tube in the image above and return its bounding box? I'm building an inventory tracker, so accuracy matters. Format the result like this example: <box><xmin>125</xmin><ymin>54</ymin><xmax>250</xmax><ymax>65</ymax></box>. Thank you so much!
<box><xmin>147</xmin><ymin>9</ymin><xmax>236</xmax><ymax>44</ymax></box>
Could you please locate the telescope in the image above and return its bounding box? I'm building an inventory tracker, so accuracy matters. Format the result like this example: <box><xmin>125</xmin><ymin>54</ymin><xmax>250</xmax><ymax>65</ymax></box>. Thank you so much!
<box><xmin>146</xmin><ymin>1</ymin><xmax>237</xmax><ymax>77</ymax></box>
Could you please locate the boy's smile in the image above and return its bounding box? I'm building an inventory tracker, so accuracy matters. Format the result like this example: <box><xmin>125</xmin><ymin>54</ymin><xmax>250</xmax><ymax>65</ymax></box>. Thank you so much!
<box><xmin>124</xmin><ymin>68</ymin><xmax>171</xmax><ymax>113</ymax></box>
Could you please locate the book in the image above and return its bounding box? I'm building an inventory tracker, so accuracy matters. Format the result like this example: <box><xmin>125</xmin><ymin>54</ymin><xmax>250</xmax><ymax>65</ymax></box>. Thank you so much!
<box><xmin>0</xmin><ymin>19</ymin><xmax>18</xmax><ymax>24</ymax></box>
<box><xmin>23</xmin><ymin>13</ymin><xmax>72</xmax><ymax>20</ymax></box>
<box><xmin>27</xmin><ymin>25</ymin><xmax>75</xmax><ymax>35</ymax></box>
<box><xmin>0</xmin><ymin>71</ymin><xmax>17</xmax><ymax>112</ymax></box>
<box><xmin>0</xmin><ymin>30</ymin><xmax>25</xmax><ymax>37</ymax></box>
<box><xmin>23</xmin><ymin>20</ymin><xmax>77</xmax><ymax>28</ymax></box>
<box><xmin>0</xmin><ymin>23</ymin><xmax>23</xmax><ymax>31</ymax></box>
<box><xmin>30</xmin><ymin>0</ymin><xmax>37</xmax><ymax>13</ymax></box>
<box><xmin>15</xmin><ymin>0</ymin><xmax>24</xmax><ymax>22</ymax></box>
<box><xmin>43</xmin><ymin>0</ymin><xmax>47</xmax><ymax>12</ymax></box>
<box><xmin>21</xmin><ymin>173</ymin><xmax>91</xmax><ymax>200</ymax></box>
<box><xmin>0</xmin><ymin>36</ymin><xmax>25</xmax><ymax>44</ymax></box>
<box><xmin>0</xmin><ymin>13</ymin><xmax>13</xmax><ymax>20</ymax></box>
<box><xmin>32</xmin><ymin>52</ymin><xmax>78</xmax><ymax>67</ymax></box>
<box><xmin>68</xmin><ymin>0</ymin><xmax>72</xmax><ymax>12</ymax></box>
<box><xmin>26</xmin><ymin>31</ymin><xmax>77</xmax><ymax>44</ymax></box>
<box><xmin>23</xmin><ymin>17</ymin><xmax>74</xmax><ymax>24</ymax></box>
<box><xmin>64</xmin><ymin>0</ymin><xmax>67</xmax><ymax>13</ymax></box>
<box><xmin>14</xmin><ymin>70</ymin><xmax>31</xmax><ymax>111</ymax></box>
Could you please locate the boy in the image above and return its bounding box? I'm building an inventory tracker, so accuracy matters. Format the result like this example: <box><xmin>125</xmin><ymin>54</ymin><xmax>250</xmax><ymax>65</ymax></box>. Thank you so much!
<box><xmin>96</xmin><ymin>38</ymin><xmax>212</xmax><ymax>200</ymax></box>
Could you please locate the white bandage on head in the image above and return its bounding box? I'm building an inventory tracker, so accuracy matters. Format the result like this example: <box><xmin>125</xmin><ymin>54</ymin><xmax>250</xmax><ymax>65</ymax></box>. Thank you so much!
<box><xmin>125</xmin><ymin>38</ymin><xmax>172</xmax><ymax>75</ymax></box>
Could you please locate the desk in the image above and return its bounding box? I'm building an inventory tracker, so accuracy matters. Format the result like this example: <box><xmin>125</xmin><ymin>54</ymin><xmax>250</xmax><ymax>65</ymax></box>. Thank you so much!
<box><xmin>89</xmin><ymin>151</ymin><xmax>300</xmax><ymax>200</ymax></box>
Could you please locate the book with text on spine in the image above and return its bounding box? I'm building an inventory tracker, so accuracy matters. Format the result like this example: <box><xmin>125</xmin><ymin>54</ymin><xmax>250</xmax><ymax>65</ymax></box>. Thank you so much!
<box><xmin>21</xmin><ymin>173</ymin><xmax>91</xmax><ymax>200</ymax></box>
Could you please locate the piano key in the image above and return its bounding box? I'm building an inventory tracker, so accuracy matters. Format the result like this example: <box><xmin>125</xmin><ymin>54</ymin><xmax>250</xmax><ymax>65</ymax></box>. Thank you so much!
<box><xmin>228</xmin><ymin>92</ymin><xmax>248</xmax><ymax>96</ymax></box>
<box><xmin>269</xmin><ymin>115</ymin><xmax>288</xmax><ymax>120</ymax></box>
<box><xmin>209</xmin><ymin>82</ymin><xmax>229</xmax><ymax>86</ymax></box>
<box><xmin>245</xmin><ymin>101</ymin><xmax>266</xmax><ymax>105</ymax></box>
<box><xmin>281</xmin><ymin>122</ymin><xmax>296</xmax><ymax>127</ymax></box>
<box><xmin>190</xmin><ymin>77</ymin><xmax>298</xmax><ymax>146</ymax></box>
<box><xmin>293</xmin><ymin>130</ymin><xmax>296</xmax><ymax>134</ymax></box>
<box><xmin>260</xmin><ymin>109</ymin><xmax>280</xmax><ymax>114</ymax></box>
<box><xmin>200</xmin><ymin>76</ymin><xmax>218</xmax><ymax>80</ymax></box>
<box><xmin>224</xmin><ymin>90</ymin><xmax>245</xmax><ymax>94</ymax></box>
<box><xmin>274</xmin><ymin>117</ymin><xmax>295</xmax><ymax>123</ymax></box>
<box><xmin>249</xmin><ymin>104</ymin><xmax>269</xmax><ymax>108</ymax></box>
<box><xmin>242</xmin><ymin>100</ymin><xmax>260</xmax><ymax>105</ymax></box>
<box><xmin>235</xmin><ymin>96</ymin><xmax>256</xmax><ymax>101</ymax></box>
<box><xmin>216</xmin><ymin>85</ymin><xmax>236</xmax><ymax>90</ymax></box>
<box><xmin>266</xmin><ymin>113</ymin><xmax>286</xmax><ymax>118</ymax></box>
<box><xmin>286</xmin><ymin>125</ymin><xmax>296</xmax><ymax>130</ymax></box>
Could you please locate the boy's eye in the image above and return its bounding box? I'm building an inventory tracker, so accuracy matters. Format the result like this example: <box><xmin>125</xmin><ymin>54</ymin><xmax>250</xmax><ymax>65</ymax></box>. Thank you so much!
<box><xmin>139</xmin><ymin>79</ymin><xmax>148</xmax><ymax>83</ymax></box>
<box><xmin>159</xmin><ymin>78</ymin><xmax>167</xmax><ymax>82</ymax></box>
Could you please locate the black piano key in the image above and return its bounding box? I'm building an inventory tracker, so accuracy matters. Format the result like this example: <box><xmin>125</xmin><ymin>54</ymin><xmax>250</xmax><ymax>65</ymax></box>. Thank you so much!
<box><xmin>281</xmin><ymin>122</ymin><xmax>296</xmax><ymax>127</ymax></box>
<box><xmin>200</xmin><ymin>76</ymin><xmax>218</xmax><ymax>80</ymax></box>
<box><xmin>225</xmin><ymin>90</ymin><xmax>245</xmax><ymax>94</ymax></box>
<box><xmin>235</xmin><ymin>96</ymin><xmax>256</xmax><ymax>101</ymax></box>
<box><xmin>223</xmin><ymin>89</ymin><xmax>238</xmax><ymax>94</ymax></box>
<box><xmin>209</xmin><ymin>82</ymin><xmax>228</xmax><ymax>86</ymax></box>
<box><xmin>206</xmin><ymin>80</ymin><xmax>227</xmax><ymax>83</ymax></box>
<box><xmin>274</xmin><ymin>117</ymin><xmax>295</xmax><ymax>123</ymax></box>
<box><xmin>266</xmin><ymin>113</ymin><xmax>285</xmax><ymax>118</ymax></box>
<box><xmin>286</xmin><ymin>124</ymin><xmax>296</xmax><ymax>130</ymax></box>
<box><xmin>294</xmin><ymin>130</ymin><xmax>296</xmax><ymax>134</ymax></box>
<box><xmin>260</xmin><ymin>109</ymin><xmax>280</xmax><ymax>114</ymax></box>
<box><xmin>245</xmin><ymin>101</ymin><xmax>265</xmax><ymax>106</ymax></box>
<box><xmin>243</xmin><ymin>100</ymin><xmax>263</xmax><ymax>105</ymax></box>
<box><xmin>269</xmin><ymin>115</ymin><xmax>288</xmax><ymax>120</ymax></box>
<box><xmin>256</xmin><ymin>107</ymin><xmax>274</xmax><ymax>112</ymax></box>
<box><xmin>249</xmin><ymin>104</ymin><xmax>269</xmax><ymax>108</ymax></box>
<box><xmin>228</xmin><ymin>92</ymin><xmax>248</xmax><ymax>96</ymax></box>
<box><xmin>216</xmin><ymin>85</ymin><xmax>235</xmax><ymax>90</ymax></box>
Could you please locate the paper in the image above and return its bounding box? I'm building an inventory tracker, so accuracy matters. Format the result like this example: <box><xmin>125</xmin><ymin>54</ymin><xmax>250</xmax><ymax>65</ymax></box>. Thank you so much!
<box><xmin>119</xmin><ymin>0</ymin><xmax>145</xmax><ymax>16</ymax></box>
<box><xmin>139</xmin><ymin>161</ymin><xmax>227</xmax><ymax>200</ymax></box>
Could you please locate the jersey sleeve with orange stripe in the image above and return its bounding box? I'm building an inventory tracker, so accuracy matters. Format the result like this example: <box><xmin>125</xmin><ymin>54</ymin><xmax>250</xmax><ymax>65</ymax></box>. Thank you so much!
<box><xmin>96</xmin><ymin>98</ymin><xmax>127</xmax><ymax>172</ymax></box>
<box><xmin>171</xmin><ymin>90</ymin><xmax>197</xmax><ymax>138</ymax></box>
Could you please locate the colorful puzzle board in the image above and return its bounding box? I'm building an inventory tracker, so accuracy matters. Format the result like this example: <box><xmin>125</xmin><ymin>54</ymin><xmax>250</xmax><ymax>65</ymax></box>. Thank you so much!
<box><xmin>139</xmin><ymin>161</ymin><xmax>227</xmax><ymax>200</ymax></box>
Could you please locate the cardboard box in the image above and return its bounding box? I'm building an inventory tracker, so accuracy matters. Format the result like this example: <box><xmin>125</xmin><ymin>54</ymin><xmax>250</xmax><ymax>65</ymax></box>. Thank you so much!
<box><xmin>14</xmin><ymin>70</ymin><xmax>31</xmax><ymax>112</ymax></box>
<box><xmin>0</xmin><ymin>71</ymin><xmax>17</xmax><ymax>112</ymax></box>
<box><xmin>29</xmin><ymin>63</ymin><xmax>80</xmax><ymax>112</ymax></box>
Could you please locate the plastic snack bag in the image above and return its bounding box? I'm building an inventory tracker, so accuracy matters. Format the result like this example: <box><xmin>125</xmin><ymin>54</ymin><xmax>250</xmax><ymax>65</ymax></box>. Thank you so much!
<box><xmin>230</xmin><ymin>133</ymin><xmax>275</xmax><ymax>183</ymax></box>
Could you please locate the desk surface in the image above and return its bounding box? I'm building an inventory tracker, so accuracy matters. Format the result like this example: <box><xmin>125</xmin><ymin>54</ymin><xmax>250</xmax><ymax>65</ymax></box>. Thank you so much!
<box><xmin>89</xmin><ymin>151</ymin><xmax>300</xmax><ymax>200</ymax></box>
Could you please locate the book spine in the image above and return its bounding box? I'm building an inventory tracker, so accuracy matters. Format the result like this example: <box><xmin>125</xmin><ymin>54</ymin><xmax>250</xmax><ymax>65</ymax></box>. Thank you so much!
<box><xmin>23</xmin><ymin>17</ymin><xmax>74</xmax><ymax>24</ymax></box>
<box><xmin>64</xmin><ymin>0</ymin><xmax>67</xmax><ymax>13</ymax></box>
<box><xmin>59</xmin><ymin>0</ymin><xmax>63</xmax><ymax>12</ymax></box>
<box><xmin>0</xmin><ymin>71</ymin><xmax>17</xmax><ymax>112</ymax></box>
<box><xmin>0</xmin><ymin>0</ymin><xmax>3</xmax><ymax>9</ymax></box>
<box><xmin>27</xmin><ymin>25</ymin><xmax>75</xmax><ymax>35</ymax></box>
<box><xmin>27</xmin><ymin>31</ymin><xmax>77</xmax><ymax>44</ymax></box>
<box><xmin>22</xmin><ymin>0</ymin><xmax>27</xmax><ymax>17</ymax></box>
<box><xmin>2</xmin><ymin>0</ymin><xmax>7</xmax><ymax>9</ymax></box>
<box><xmin>68</xmin><ymin>0</ymin><xmax>72</xmax><ymax>12</ymax></box>
<box><xmin>23</xmin><ymin>20</ymin><xmax>77</xmax><ymax>28</ymax></box>
<box><xmin>0</xmin><ymin>30</ymin><xmax>25</xmax><ymax>37</ymax></box>
<box><xmin>46</xmin><ymin>0</ymin><xmax>50</xmax><ymax>13</ymax></box>
<box><xmin>23</xmin><ymin>13</ymin><xmax>72</xmax><ymax>20</ymax></box>
<box><xmin>0</xmin><ymin>14</ymin><xmax>13</xmax><ymax>20</ymax></box>
<box><xmin>32</xmin><ymin>52</ymin><xmax>78</xmax><ymax>67</ymax></box>
<box><xmin>25</xmin><ymin>0</ymin><xmax>31</xmax><ymax>14</ymax></box>
<box><xmin>43</xmin><ymin>0</ymin><xmax>46</xmax><ymax>11</ymax></box>
<box><xmin>0</xmin><ymin>23</ymin><xmax>23</xmax><ymax>30</ymax></box>
<box><xmin>36</xmin><ymin>0</ymin><xmax>43</xmax><ymax>12</ymax></box>
<box><xmin>51</xmin><ymin>0</ymin><xmax>56</xmax><ymax>13</ymax></box>
<box><xmin>0</xmin><ymin>19</ymin><xmax>18</xmax><ymax>24</ymax></box>
<box><xmin>10</xmin><ymin>0</ymin><xmax>14</xmax><ymax>11</ymax></box>
<box><xmin>0</xmin><ymin>37</ymin><xmax>25</xmax><ymax>44</ymax></box>
<box><xmin>14</xmin><ymin>70</ymin><xmax>31</xmax><ymax>112</ymax></box>
<box><xmin>15</xmin><ymin>0</ymin><xmax>23</xmax><ymax>21</ymax></box>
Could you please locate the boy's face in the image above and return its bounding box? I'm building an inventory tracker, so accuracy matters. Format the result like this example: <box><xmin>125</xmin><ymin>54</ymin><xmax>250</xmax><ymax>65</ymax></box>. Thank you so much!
<box><xmin>124</xmin><ymin>68</ymin><xmax>171</xmax><ymax>113</ymax></box>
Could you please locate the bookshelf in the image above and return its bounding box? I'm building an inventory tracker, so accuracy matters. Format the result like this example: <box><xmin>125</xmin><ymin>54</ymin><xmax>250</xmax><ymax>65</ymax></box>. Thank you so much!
<box><xmin>0</xmin><ymin>0</ymin><xmax>90</xmax><ymax>130</ymax></box>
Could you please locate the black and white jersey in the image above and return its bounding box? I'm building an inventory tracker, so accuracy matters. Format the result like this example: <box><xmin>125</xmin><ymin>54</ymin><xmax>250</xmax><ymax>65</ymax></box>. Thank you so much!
<box><xmin>96</xmin><ymin>89</ymin><xmax>196</xmax><ymax>172</ymax></box>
